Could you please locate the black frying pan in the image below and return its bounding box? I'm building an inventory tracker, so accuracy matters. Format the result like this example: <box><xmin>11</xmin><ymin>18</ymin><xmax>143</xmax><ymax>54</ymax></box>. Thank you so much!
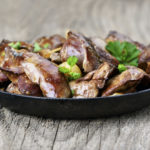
<box><xmin>0</xmin><ymin>88</ymin><xmax>150</xmax><ymax>119</ymax></box>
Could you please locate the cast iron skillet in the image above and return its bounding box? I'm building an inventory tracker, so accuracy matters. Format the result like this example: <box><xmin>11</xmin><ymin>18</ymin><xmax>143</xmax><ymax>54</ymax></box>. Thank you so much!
<box><xmin>0</xmin><ymin>88</ymin><xmax>150</xmax><ymax>119</ymax></box>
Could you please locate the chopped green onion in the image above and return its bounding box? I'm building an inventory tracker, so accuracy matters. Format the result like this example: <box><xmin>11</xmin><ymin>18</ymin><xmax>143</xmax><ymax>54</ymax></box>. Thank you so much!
<box><xmin>118</xmin><ymin>64</ymin><xmax>127</xmax><ymax>73</ymax></box>
<box><xmin>43</xmin><ymin>43</ymin><xmax>50</xmax><ymax>48</ymax></box>
<box><xmin>71</xmin><ymin>90</ymin><xmax>75</xmax><ymax>95</ymax></box>
<box><xmin>9</xmin><ymin>42</ymin><xmax>21</xmax><ymax>49</ymax></box>
<box><xmin>67</xmin><ymin>56</ymin><xmax>78</xmax><ymax>67</ymax></box>
<box><xmin>34</xmin><ymin>43</ymin><xmax>42</xmax><ymax>52</ymax></box>
<box><xmin>68</xmin><ymin>72</ymin><xmax>81</xmax><ymax>80</ymax></box>
<box><xmin>58</xmin><ymin>66</ymin><xmax>70</xmax><ymax>73</ymax></box>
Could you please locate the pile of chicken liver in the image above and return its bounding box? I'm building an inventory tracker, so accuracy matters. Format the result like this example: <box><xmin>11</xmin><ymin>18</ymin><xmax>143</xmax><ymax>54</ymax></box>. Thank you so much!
<box><xmin>0</xmin><ymin>31</ymin><xmax>150</xmax><ymax>98</ymax></box>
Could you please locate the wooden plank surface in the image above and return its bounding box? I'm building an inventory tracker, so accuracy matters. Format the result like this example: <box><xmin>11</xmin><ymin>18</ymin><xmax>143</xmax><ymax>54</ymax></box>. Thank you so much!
<box><xmin>0</xmin><ymin>0</ymin><xmax>150</xmax><ymax>149</ymax></box>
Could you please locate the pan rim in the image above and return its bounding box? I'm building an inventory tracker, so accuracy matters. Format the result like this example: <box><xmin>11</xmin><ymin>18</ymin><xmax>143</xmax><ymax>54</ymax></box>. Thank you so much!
<box><xmin>0</xmin><ymin>88</ymin><xmax>150</xmax><ymax>101</ymax></box>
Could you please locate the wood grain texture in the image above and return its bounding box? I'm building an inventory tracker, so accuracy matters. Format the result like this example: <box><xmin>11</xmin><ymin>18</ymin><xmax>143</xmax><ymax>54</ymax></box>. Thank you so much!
<box><xmin>0</xmin><ymin>0</ymin><xmax>150</xmax><ymax>149</ymax></box>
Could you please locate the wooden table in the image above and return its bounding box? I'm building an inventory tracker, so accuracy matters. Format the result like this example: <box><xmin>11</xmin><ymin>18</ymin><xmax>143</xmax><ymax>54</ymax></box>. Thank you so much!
<box><xmin>0</xmin><ymin>0</ymin><xmax>150</xmax><ymax>149</ymax></box>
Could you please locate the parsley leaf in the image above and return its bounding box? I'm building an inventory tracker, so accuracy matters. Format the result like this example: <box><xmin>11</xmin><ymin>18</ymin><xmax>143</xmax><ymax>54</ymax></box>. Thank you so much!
<box><xmin>43</xmin><ymin>43</ymin><xmax>50</xmax><ymax>48</ymax></box>
<box><xmin>68</xmin><ymin>72</ymin><xmax>81</xmax><ymax>80</ymax></box>
<box><xmin>59</xmin><ymin>56</ymin><xmax>81</xmax><ymax>81</ymax></box>
<box><xmin>67</xmin><ymin>56</ymin><xmax>78</xmax><ymax>67</ymax></box>
<box><xmin>9</xmin><ymin>42</ymin><xmax>21</xmax><ymax>49</ymax></box>
<box><xmin>118</xmin><ymin>64</ymin><xmax>127</xmax><ymax>72</ymax></box>
<box><xmin>34</xmin><ymin>43</ymin><xmax>42</xmax><ymax>52</ymax></box>
<box><xmin>59</xmin><ymin>66</ymin><xmax>81</xmax><ymax>80</ymax></box>
<box><xmin>106</xmin><ymin>41</ymin><xmax>140</xmax><ymax>72</ymax></box>
<box><xmin>71</xmin><ymin>90</ymin><xmax>75</xmax><ymax>95</ymax></box>
<box><xmin>58</xmin><ymin>66</ymin><xmax>70</xmax><ymax>73</ymax></box>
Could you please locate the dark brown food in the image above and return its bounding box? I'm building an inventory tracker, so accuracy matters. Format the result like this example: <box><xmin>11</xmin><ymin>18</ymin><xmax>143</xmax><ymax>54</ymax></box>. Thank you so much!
<box><xmin>105</xmin><ymin>31</ymin><xmax>146</xmax><ymax>51</ymax></box>
<box><xmin>138</xmin><ymin>48</ymin><xmax>150</xmax><ymax>74</ymax></box>
<box><xmin>0</xmin><ymin>40</ymin><xmax>32</xmax><ymax>74</ymax></box>
<box><xmin>17</xmin><ymin>74</ymin><xmax>43</xmax><ymax>96</ymax></box>
<box><xmin>6</xmin><ymin>83</ymin><xmax>21</xmax><ymax>94</ymax></box>
<box><xmin>0</xmin><ymin>40</ymin><xmax>10</xmax><ymax>65</ymax></box>
<box><xmin>92</xmin><ymin>62</ymin><xmax>115</xmax><ymax>88</ymax></box>
<box><xmin>0</xmin><ymin>47</ymin><xmax>24</xmax><ymax>74</ymax></box>
<box><xmin>69</xmin><ymin>80</ymin><xmax>99</xmax><ymax>98</ymax></box>
<box><xmin>35</xmin><ymin>34</ymin><xmax>66</xmax><ymax>49</ymax></box>
<box><xmin>102</xmin><ymin>66</ymin><xmax>150</xmax><ymax>96</ymax></box>
<box><xmin>90</xmin><ymin>37</ymin><xmax>119</xmax><ymax>66</ymax></box>
<box><xmin>0</xmin><ymin>30</ymin><xmax>149</xmax><ymax>99</ymax></box>
<box><xmin>38</xmin><ymin>47</ymin><xmax>61</xmax><ymax>59</ymax></box>
<box><xmin>6</xmin><ymin>49</ymin><xmax>71</xmax><ymax>98</ymax></box>
<box><xmin>70</xmin><ymin>62</ymin><xmax>115</xmax><ymax>98</ymax></box>
<box><xmin>18</xmin><ymin>41</ymin><xmax>33</xmax><ymax>51</ymax></box>
<box><xmin>0</xmin><ymin>39</ymin><xmax>33</xmax><ymax>52</ymax></box>
<box><xmin>34</xmin><ymin>35</ymin><xmax>65</xmax><ymax>59</ymax></box>
<box><xmin>60</xmin><ymin>31</ymin><xmax>101</xmax><ymax>72</ymax></box>
<box><xmin>49</xmin><ymin>52</ymin><xmax>61</xmax><ymax>63</ymax></box>
<box><xmin>2</xmin><ymin>70</ymin><xmax>18</xmax><ymax>83</ymax></box>
<box><xmin>105</xmin><ymin>31</ymin><xmax>133</xmax><ymax>43</ymax></box>
<box><xmin>3</xmin><ymin>71</ymin><xmax>42</xmax><ymax>96</ymax></box>
<box><xmin>0</xmin><ymin>70</ymin><xmax>8</xmax><ymax>83</ymax></box>
<box><xmin>78</xmin><ymin>62</ymin><xmax>115</xmax><ymax>87</ymax></box>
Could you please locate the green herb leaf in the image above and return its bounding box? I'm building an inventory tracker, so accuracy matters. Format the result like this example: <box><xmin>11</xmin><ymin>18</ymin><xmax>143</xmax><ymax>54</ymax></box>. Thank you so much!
<box><xmin>68</xmin><ymin>72</ymin><xmax>81</xmax><ymax>80</ymax></box>
<box><xmin>58</xmin><ymin>56</ymin><xmax>81</xmax><ymax>81</ymax></box>
<box><xmin>9</xmin><ymin>42</ymin><xmax>21</xmax><ymax>49</ymax></box>
<box><xmin>34</xmin><ymin>43</ymin><xmax>42</xmax><ymax>52</ymax></box>
<box><xmin>71</xmin><ymin>90</ymin><xmax>75</xmax><ymax>95</ymax></box>
<box><xmin>58</xmin><ymin>66</ymin><xmax>70</xmax><ymax>73</ymax></box>
<box><xmin>118</xmin><ymin>64</ymin><xmax>127</xmax><ymax>73</ymax></box>
<box><xmin>58</xmin><ymin>66</ymin><xmax>81</xmax><ymax>80</ymax></box>
<box><xmin>43</xmin><ymin>43</ymin><xmax>50</xmax><ymax>49</ymax></box>
<box><xmin>67</xmin><ymin>56</ymin><xmax>78</xmax><ymax>67</ymax></box>
<box><xmin>1</xmin><ymin>51</ymin><xmax>5</xmax><ymax>56</ymax></box>
<box><xmin>106</xmin><ymin>41</ymin><xmax>140</xmax><ymax>72</ymax></box>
